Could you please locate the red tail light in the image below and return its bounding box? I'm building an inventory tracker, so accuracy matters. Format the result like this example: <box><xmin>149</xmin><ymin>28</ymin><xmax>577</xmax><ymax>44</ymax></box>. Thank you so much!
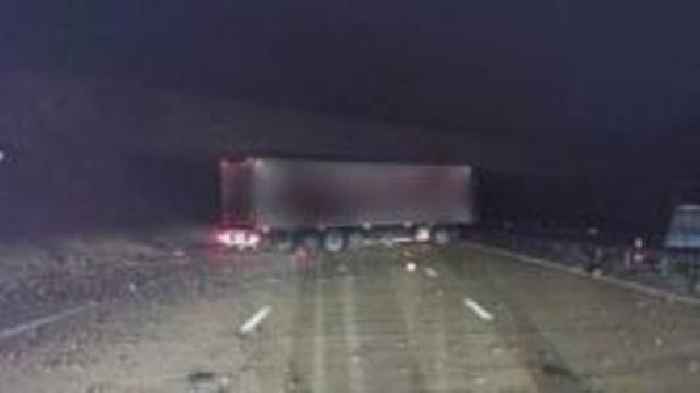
<box><xmin>215</xmin><ymin>228</ymin><xmax>261</xmax><ymax>249</ymax></box>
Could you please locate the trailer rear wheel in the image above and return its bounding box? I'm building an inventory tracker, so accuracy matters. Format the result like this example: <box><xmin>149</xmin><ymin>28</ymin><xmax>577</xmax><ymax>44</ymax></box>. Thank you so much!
<box><xmin>323</xmin><ymin>230</ymin><xmax>346</xmax><ymax>253</ymax></box>
<box><xmin>274</xmin><ymin>233</ymin><xmax>294</xmax><ymax>253</ymax></box>
<box><xmin>347</xmin><ymin>232</ymin><xmax>365</xmax><ymax>249</ymax></box>
<box><xmin>302</xmin><ymin>233</ymin><xmax>321</xmax><ymax>252</ymax></box>
<box><xmin>433</xmin><ymin>228</ymin><xmax>452</xmax><ymax>245</ymax></box>
<box><xmin>414</xmin><ymin>225</ymin><xmax>432</xmax><ymax>242</ymax></box>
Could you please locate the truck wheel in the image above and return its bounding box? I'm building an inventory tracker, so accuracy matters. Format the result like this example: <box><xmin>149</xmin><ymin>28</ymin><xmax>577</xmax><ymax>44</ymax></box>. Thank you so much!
<box><xmin>323</xmin><ymin>230</ymin><xmax>346</xmax><ymax>253</ymax></box>
<box><xmin>302</xmin><ymin>233</ymin><xmax>321</xmax><ymax>253</ymax></box>
<box><xmin>415</xmin><ymin>225</ymin><xmax>432</xmax><ymax>242</ymax></box>
<box><xmin>274</xmin><ymin>233</ymin><xmax>294</xmax><ymax>253</ymax></box>
<box><xmin>347</xmin><ymin>232</ymin><xmax>365</xmax><ymax>249</ymax></box>
<box><xmin>433</xmin><ymin>228</ymin><xmax>451</xmax><ymax>245</ymax></box>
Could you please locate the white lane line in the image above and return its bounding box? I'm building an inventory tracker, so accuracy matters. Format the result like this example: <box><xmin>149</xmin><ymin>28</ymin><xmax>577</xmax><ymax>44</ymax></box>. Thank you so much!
<box><xmin>434</xmin><ymin>291</ymin><xmax>450</xmax><ymax>391</ymax></box>
<box><xmin>463</xmin><ymin>298</ymin><xmax>494</xmax><ymax>321</ymax></box>
<box><xmin>424</xmin><ymin>267</ymin><xmax>438</xmax><ymax>278</ymax></box>
<box><xmin>466</xmin><ymin>242</ymin><xmax>700</xmax><ymax>307</ymax></box>
<box><xmin>343</xmin><ymin>276</ymin><xmax>366</xmax><ymax>393</ymax></box>
<box><xmin>239</xmin><ymin>306</ymin><xmax>272</xmax><ymax>335</ymax></box>
<box><xmin>0</xmin><ymin>303</ymin><xmax>95</xmax><ymax>341</ymax></box>
<box><xmin>311</xmin><ymin>279</ymin><xmax>327</xmax><ymax>393</ymax></box>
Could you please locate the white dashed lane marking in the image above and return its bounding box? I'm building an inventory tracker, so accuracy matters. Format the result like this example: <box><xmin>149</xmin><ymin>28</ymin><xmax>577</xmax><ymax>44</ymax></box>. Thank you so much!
<box><xmin>311</xmin><ymin>279</ymin><xmax>327</xmax><ymax>393</ymax></box>
<box><xmin>239</xmin><ymin>306</ymin><xmax>272</xmax><ymax>335</ymax></box>
<box><xmin>343</xmin><ymin>277</ymin><xmax>366</xmax><ymax>393</ymax></box>
<box><xmin>463</xmin><ymin>298</ymin><xmax>494</xmax><ymax>321</ymax></box>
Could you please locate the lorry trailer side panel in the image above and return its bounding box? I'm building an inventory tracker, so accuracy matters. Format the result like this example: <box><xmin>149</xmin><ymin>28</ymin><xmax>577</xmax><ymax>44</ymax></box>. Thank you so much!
<box><xmin>221</xmin><ymin>158</ymin><xmax>476</xmax><ymax>231</ymax></box>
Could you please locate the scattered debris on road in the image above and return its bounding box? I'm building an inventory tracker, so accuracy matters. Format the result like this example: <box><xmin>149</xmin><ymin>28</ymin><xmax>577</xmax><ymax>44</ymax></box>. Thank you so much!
<box><xmin>654</xmin><ymin>337</ymin><xmax>664</xmax><ymax>347</ymax></box>
<box><xmin>6</xmin><ymin>242</ymin><xmax>700</xmax><ymax>392</ymax></box>
<box><xmin>689</xmin><ymin>360</ymin><xmax>700</xmax><ymax>374</ymax></box>
<box><xmin>464</xmin><ymin>298</ymin><xmax>494</xmax><ymax>321</ymax></box>
<box><xmin>239</xmin><ymin>306</ymin><xmax>272</xmax><ymax>335</ymax></box>
<box><xmin>172</xmin><ymin>249</ymin><xmax>187</xmax><ymax>258</ymax></box>
<box><xmin>592</xmin><ymin>267</ymin><xmax>604</xmax><ymax>278</ymax></box>
<box><xmin>600</xmin><ymin>356</ymin><xmax>614</xmax><ymax>369</ymax></box>
<box><xmin>424</xmin><ymin>267</ymin><xmax>438</xmax><ymax>278</ymax></box>
<box><xmin>490</xmin><ymin>346</ymin><xmax>505</xmax><ymax>356</ymax></box>
<box><xmin>188</xmin><ymin>371</ymin><xmax>230</xmax><ymax>393</ymax></box>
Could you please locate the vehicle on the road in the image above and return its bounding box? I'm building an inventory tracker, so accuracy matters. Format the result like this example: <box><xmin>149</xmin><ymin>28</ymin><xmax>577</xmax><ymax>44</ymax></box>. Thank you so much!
<box><xmin>659</xmin><ymin>204</ymin><xmax>700</xmax><ymax>290</ymax></box>
<box><xmin>665</xmin><ymin>204</ymin><xmax>700</xmax><ymax>250</ymax></box>
<box><xmin>215</xmin><ymin>157</ymin><xmax>478</xmax><ymax>251</ymax></box>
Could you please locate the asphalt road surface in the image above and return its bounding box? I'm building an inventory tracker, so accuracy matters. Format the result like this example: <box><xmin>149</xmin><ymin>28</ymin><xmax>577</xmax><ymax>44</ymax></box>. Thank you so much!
<box><xmin>3</xmin><ymin>244</ymin><xmax>700</xmax><ymax>393</ymax></box>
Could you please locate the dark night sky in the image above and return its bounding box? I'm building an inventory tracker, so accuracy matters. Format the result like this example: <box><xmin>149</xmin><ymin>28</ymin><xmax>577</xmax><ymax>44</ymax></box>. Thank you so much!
<box><xmin>2</xmin><ymin>0</ymin><xmax>700</xmax><ymax>143</ymax></box>
<box><xmin>2</xmin><ymin>1</ymin><xmax>700</xmax><ymax>236</ymax></box>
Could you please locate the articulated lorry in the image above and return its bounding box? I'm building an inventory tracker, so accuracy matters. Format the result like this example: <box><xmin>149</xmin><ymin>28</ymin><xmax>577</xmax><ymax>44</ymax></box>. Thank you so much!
<box><xmin>215</xmin><ymin>157</ymin><xmax>477</xmax><ymax>252</ymax></box>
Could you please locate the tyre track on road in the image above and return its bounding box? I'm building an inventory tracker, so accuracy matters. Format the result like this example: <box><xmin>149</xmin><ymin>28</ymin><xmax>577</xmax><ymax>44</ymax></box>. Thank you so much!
<box><xmin>443</xmin><ymin>246</ymin><xmax>597</xmax><ymax>393</ymax></box>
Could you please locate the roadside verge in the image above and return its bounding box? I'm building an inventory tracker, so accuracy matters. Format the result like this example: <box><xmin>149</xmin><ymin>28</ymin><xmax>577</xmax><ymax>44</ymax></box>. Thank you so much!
<box><xmin>465</xmin><ymin>241</ymin><xmax>700</xmax><ymax>307</ymax></box>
